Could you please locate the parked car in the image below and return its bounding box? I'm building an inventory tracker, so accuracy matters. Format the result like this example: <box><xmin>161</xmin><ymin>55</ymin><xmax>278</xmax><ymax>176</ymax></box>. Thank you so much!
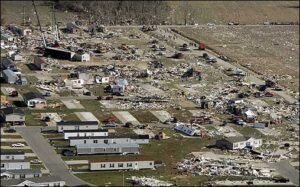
<box><xmin>273</xmin><ymin>86</ymin><xmax>283</xmax><ymax>91</ymax></box>
<box><xmin>5</xmin><ymin>128</ymin><xmax>16</xmax><ymax>133</ymax></box>
<box><xmin>206</xmin><ymin>56</ymin><xmax>217</xmax><ymax>63</ymax></box>
<box><xmin>11</xmin><ymin>143</ymin><xmax>25</xmax><ymax>147</ymax></box>
<box><xmin>43</xmin><ymin>92</ymin><xmax>51</xmax><ymax>97</ymax></box>
<box><xmin>236</xmin><ymin>119</ymin><xmax>246</xmax><ymax>126</ymax></box>
<box><xmin>8</xmin><ymin>90</ymin><xmax>18</xmax><ymax>97</ymax></box>
<box><xmin>30</xmin><ymin>159</ymin><xmax>42</xmax><ymax>164</ymax></box>
<box><xmin>62</xmin><ymin>149</ymin><xmax>74</xmax><ymax>156</ymax></box>
<box><xmin>83</xmin><ymin>91</ymin><xmax>91</xmax><ymax>96</ymax></box>
<box><xmin>264</xmin><ymin>92</ymin><xmax>274</xmax><ymax>97</ymax></box>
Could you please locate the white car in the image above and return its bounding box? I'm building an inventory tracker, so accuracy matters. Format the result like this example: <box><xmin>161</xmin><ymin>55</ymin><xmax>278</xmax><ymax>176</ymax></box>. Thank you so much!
<box><xmin>11</xmin><ymin>143</ymin><xmax>25</xmax><ymax>147</ymax></box>
<box><xmin>30</xmin><ymin>159</ymin><xmax>42</xmax><ymax>164</ymax></box>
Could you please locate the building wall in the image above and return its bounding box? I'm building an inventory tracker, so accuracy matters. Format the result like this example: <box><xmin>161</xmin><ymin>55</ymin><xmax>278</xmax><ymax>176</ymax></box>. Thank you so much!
<box><xmin>34</xmin><ymin>57</ymin><xmax>46</xmax><ymax>70</ymax></box>
<box><xmin>216</xmin><ymin>140</ymin><xmax>234</xmax><ymax>150</ymax></box>
<box><xmin>90</xmin><ymin>161</ymin><xmax>154</xmax><ymax>171</ymax></box>
<box><xmin>70</xmin><ymin>138</ymin><xmax>149</xmax><ymax>146</ymax></box>
<box><xmin>57</xmin><ymin>125</ymin><xmax>99</xmax><ymax>133</ymax></box>
<box><xmin>44</xmin><ymin>47</ymin><xmax>72</xmax><ymax>60</ymax></box>
<box><xmin>1</xmin><ymin>154</ymin><xmax>25</xmax><ymax>160</ymax></box>
<box><xmin>64</xmin><ymin>131</ymin><xmax>108</xmax><ymax>139</ymax></box>
<box><xmin>5</xmin><ymin>114</ymin><xmax>25</xmax><ymax>122</ymax></box>
<box><xmin>217</xmin><ymin>138</ymin><xmax>263</xmax><ymax>150</ymax></box>
<box><xmin>1</xmin><ymin>162</ymin><xmax>30</xmax><ymax>170</ymax></box>
<box><xmin>2</xmin><ymin>173</ymin><xmax>42</xmax><ymax>180</ymax></box>
<box><xmin>76</xmin><ymin>145</ymin><xmax>139</xmax><ymax>155</ymax></box>
<box><xmin>81</xmin><ymin>54</ymin><xmax>90</xmax><ymax>62</ymax></box>
<box><xmin>38</xmin><ymin>181</ymin><xmax>66</xmax><ymax>187</ymax></box>
<box><xmin>13</xmin><ymin>55</ymin><xmax>23</xmax><ymax>61</ymax></box>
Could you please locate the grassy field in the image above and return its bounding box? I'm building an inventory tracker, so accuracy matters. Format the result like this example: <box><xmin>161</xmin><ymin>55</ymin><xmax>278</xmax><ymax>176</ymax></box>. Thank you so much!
<box><xmin>1</xmin><ymin>135</ymin><xmax>23</xmax><ymax>139</ymax></box>
<box><xmin>1</xmin><ymin>149</ymin><xmax>33</xmax><ymax>153</ymax></box>
<box><xmin>1</xmin><ymin>142</ymin><xmax>27</xmax><ymax>146</ymax></box>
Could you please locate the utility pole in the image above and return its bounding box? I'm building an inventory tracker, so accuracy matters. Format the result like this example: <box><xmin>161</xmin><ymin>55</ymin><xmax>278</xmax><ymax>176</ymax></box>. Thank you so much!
<box><xmin>32</xmin><ymin>0</ymin><xmax>47</xmax><ymax>47</ymax></box>
<box><xmin>23</xmin><ymin>2</ymin><xmax>25</xmax><ymax>26</ymax></box>
<box><xmin>122</xmin><ymin>171</ymin><xmax>124</xmax><ymax>187</ymax></box>
<box><xmin>52</xmin><ymin>2</ymin><xmax>59</xmax><ymax>41</ymax></box>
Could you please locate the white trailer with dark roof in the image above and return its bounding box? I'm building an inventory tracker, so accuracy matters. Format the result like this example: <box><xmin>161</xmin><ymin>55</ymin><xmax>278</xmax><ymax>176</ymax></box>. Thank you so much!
<box><xmin>63</xmin><ymin>129</ymin><xmax>108</xmax><ymax>139</ymax></box>
<box><xmin>90</xmin><ymin>160</ymin><xmax>154</xmax><ymax>171</ymax></box>
<box><xmin>57</xmin><ymin>121</ymin><xmax>99</xmax><ymax>133</ymax></box>
<box><xmin>1</xmin><ymin>151</ymin><xmax>25</xmax><ymax>160</ymax></box>
<box><xmin>76</xmin><ymin>143</ymin><xmax>139</xmax><ymax>155</ymax></box>
<box><xmin>69</xmin><ymin>135</ymin><xmax>149</xmax><ymax>146</ymax></box>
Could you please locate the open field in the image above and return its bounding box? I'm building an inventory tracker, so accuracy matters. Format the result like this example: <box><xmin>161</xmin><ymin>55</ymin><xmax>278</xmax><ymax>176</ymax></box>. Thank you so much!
<box><xmin>1</xmin><ymin>1</ymin><xmax>75</xmax><ymax>26</ymax></box>
<box><xmin>175</xmin><ymin>26</ymin><xmax>299</xmax><ymax>93</ymax></box>
<box><xmin>171</xmin><ymin>1</ymin><xmax>299</xmax><ymax>25</ymax></box>
<box><xmin>1</xmin><ymin>1</ymin><xmax>299</xmax><ymax>25</ymax></box>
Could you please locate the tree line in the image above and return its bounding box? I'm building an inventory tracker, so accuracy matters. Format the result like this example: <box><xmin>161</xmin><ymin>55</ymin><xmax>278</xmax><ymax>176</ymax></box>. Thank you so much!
<box><xmin>54</xmin><ymin>1</ymin><xmax>173</xmax><ymax>25</ymax></box>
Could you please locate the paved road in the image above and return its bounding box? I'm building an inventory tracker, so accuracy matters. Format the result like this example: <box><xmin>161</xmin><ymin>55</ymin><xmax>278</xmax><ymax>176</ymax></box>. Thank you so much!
<box><xmin>270</xmin><ymin>160</ymin><xmax>299</xmax><ymax>186</ymax></box>
<box><xmin>16</xmin><ymin>127</ymin><xmax>92</xmax><ymax>187</ymax></box>
<box><xmin>105</xmin><ymin>24</ymin><xmax>299</xmax><ymax>28</ymax></box>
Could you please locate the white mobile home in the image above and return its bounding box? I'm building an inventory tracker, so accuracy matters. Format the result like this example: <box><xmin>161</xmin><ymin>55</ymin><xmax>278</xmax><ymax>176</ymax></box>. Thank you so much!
<box><xmin>57</xmin><ymin>121</ymin><xmax>99</xmax><ymax>133</ymax></box>
<box><xmin>0</xmin><ymin>107</ymin><xmax>25</xmax><ymax>125</ymax></box>
<box><xmin>23</xmin><ymin>92</ymin><xmax>47</xmax><ymax>108</ymax></box>
<box><xmin>216</xmin><ymin>136</ymin><xmax>263</xmax><ymax>150</ymax></box>
<box><xmin>64</xmin><ymin>78</ymin><xmax>84</xmax><ymax>89</ymax></box>
<box><xmin>76</xmin><ymin>143</ymin><xmax>139</xmax><ymax>155</ymax></box>
<box><xmin>69</xmin><ymin>135</ymin><xmax>149</xmax><ymax>146</ymax></box>
<box><xmin>63</xmin><ymin>129</ymin><xmax>108</xmax><ymax>139</ymax></box>
<box><xmin>12</xmin><ymin>53</ymin><xmax>23</xmax><ymax>61</ymax></box>
<box><xmin>0</xmin><ymin>176</ymin><xmax>66</xmax><ymax>187</ymax></box>
<box><xmin>0</xmin><ymin>151</ymin><xmax>25</xmax><ymax>160</ymax></box>
<box><xmin>95</xmin><ymin>76</ymin><xmax>110</xmax><ymax>84</ymax></box>
<box><xmin>1</xmin><ymin>169</ymin><xmax>42</xmax><ymax>180</ymax></box>
<box><xmin>90</xmin><ymin>160</ymin><xmax>154</xmax><ymax>171</ymax></box>
<box><xmin>71</xmin><ymin>52</ymin><xmax>90</xmax><ymax>62</ymax></box>
<box><xmin>175</xmin><ymin>123</ymin><xmax>201</xmax><ymax>136</ymax></box>
<box><xmin>1</xmin><ymin>160</ymin><xmax>30</xmax><ymax>170</ymax></box>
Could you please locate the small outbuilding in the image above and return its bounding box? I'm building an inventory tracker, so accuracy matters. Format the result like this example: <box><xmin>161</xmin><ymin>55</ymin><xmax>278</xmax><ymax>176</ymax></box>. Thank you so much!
<box><xmin>23</xmin><ymin>92</ymin><xmax>47</xmax><ymax>108</ymax></box>
<box><xmin>0</xmin><ymin>107</ymin><xmax>25</xmax><ymax>125</ymax></box>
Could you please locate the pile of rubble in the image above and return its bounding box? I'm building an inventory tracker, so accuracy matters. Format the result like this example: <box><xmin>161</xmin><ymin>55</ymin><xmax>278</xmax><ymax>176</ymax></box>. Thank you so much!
<box><xmin>141</xmin><ymin>25</ymin><xmax>158</xmax><ymax>32</ymax></box>
<box><xmin>177</xmin><ymin>156</ymin><xmax>274</xmax><ymax>177</ymax></box>
<box><xmin>113</xmin><ymin>99</ymin><xmax>175</xmax><ymax>110</ymax></box>
<box><xmin>128</xmin><ymin>176</ymin><xmax>173</xmax><ymax>187</ymax></box>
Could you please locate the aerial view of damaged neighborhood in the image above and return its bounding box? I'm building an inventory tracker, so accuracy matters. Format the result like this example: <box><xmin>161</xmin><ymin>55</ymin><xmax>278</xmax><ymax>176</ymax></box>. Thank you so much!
<box><xmin>0</xmin><ymin>1</ymin><xmax>299</xmax><ymax>186</ymax></box>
